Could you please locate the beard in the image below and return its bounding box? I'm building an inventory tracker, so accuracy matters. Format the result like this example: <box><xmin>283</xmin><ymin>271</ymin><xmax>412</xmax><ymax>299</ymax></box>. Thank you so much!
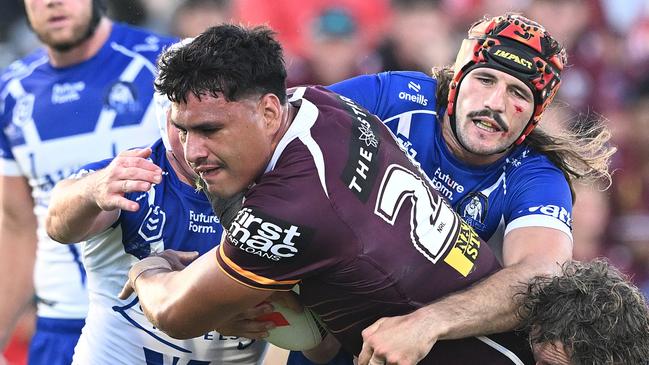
<box><xmin>202</xmin><ymin>182</ymin><xmax>246</xmax><ymax>229</ymax></box>
<box><xmin>209</xmin><ymin>191</ymin><xmax>246</xmax><ymax>229</ymax></box>
<box><xmin>456</xmin><ymin>126</ymin><xmax>513</xmax><ymax>155</ymax></box>
<box><xmin>455</xmin><ymin>109</ymin><xmax>519</xmax><ymax>155</ymax></box>
<box><xmin>32</xmin><ymin>3</ymin><xmax>102</xmax><ymax>52</ymax></box>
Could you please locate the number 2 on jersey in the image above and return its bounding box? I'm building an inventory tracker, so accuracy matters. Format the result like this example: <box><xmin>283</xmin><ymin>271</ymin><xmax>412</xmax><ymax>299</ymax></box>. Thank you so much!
<box><xmin>374</xmin><ymin>164</ymin><xmax>460</xmax><ymax>264</ymax></box>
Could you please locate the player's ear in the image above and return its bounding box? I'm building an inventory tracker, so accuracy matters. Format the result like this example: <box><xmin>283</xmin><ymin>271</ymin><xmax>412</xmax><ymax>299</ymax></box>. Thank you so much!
<box><xmin>259</xmin><ymin>93</ymin><xmax>283</xmax><ymax>133</ymax></box>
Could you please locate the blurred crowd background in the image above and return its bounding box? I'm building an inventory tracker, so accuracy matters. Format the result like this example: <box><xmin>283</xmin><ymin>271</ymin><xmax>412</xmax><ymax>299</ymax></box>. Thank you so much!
<box><xmin>1</xmin><ymin>0</ymin><xmax>648</xmax><ymax>363</ymax></box>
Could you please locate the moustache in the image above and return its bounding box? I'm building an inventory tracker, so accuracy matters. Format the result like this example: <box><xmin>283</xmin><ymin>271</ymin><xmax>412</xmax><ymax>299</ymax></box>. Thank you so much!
<box><xmin>467</xmin><ymin>109</ymin><xmax>509</xmax><ymax>132</ymax></box>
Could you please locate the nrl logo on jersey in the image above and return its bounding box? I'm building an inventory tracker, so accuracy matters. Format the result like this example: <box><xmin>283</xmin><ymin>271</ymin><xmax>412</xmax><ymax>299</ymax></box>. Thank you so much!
<box><xmin>506</xmin><ymin>148</ymin><xmax>530</xmax><ymax>168</ymax></box>
<box><xmin>52</xmin><ymin>82</ymin><xmax>85</xmax><ymax>104</ymax></box>
<box><xmin>227</xmin><ymin>208</ymin><xmax>313</xmax><ymax>261</ymax></box>
<box><xmin>11</xmin><ymin>94</ymin><xmax>34</xmax><ymax>128</ymax></box>
<box><xmin>138</xmin><ymin>205</ymin><xmax>166</xmax><ymax>242</ymax></box>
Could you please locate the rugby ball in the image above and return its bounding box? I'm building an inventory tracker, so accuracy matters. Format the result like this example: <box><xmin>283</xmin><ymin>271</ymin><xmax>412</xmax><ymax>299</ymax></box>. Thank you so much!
<box><xmin>257</xmin><ymin>301</ymin><xmax>327</xmax><ymax>351</ymax></box>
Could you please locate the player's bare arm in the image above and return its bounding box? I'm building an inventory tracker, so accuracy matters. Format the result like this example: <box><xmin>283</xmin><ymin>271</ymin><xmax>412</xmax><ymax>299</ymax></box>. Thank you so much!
<box><xmin>359</xmin><ymin>226</ymin><xmax>572</xmax><ymax>365</ymax></box>
<box><xmin>119</xmin><ymin>246</ymin><xmax>273</xmax><ymax>339</ymax></box>
<box><xmin>0</xmin><ymin>176</ymin><xmax>37</xmax><ymax>349</ymax></box>
<box><xmin>46</xmin><ymin>148</ymin><xmax>162</xmax><ymax>243</ymax></box>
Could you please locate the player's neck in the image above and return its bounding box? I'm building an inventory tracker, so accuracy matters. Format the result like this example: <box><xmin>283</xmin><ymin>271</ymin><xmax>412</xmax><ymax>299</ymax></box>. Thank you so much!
<box><xmin>47</xmin><ymin>18</ymin><xmax>112</xmax><ymax>68</ymax></box>
<box><xmin>270</xmin><ymin>103</ymin><xmax>295</xmax><ymax>152</ymax></box>
<box><xmin>166</xmin><ymin>150</ymin><xmax>198</xmax><ymax>187</ymax></box>
<box><xmin>440</xmin><ymin>114</ymin><xmax>507</xmax><ymax>166</ymax></box>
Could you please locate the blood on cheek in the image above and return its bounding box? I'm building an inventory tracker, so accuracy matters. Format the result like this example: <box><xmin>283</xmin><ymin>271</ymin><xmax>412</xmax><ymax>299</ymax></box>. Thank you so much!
<box><xmin>514</xmin><ymin>105</ymin><xmax>523</xmax><ymax>113</ymax></box>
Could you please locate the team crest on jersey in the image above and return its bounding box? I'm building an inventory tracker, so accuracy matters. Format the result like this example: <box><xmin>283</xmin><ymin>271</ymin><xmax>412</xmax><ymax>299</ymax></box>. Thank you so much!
<box><xmin>105</xmin><ymin>81</ymin><xmax>140</xmax><ymax>114</ymax></box>
<box><xmin>138</xmin><ymin>205</ymin><xmax>166</xmax><ymax>242</ymax></box>
<box><xmin>227</xmin><ymin>208</ymin><xmax>313</xmax><ymax>262</ymax></box>
<box><xmin>457</xmin><ymin>192</ymin><xmax>488</xmax><ymax>230</ymax></box>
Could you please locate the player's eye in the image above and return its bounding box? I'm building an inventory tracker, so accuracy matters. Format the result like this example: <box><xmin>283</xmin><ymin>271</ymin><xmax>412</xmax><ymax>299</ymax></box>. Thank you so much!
<box><xmin>510</xmin><ymin>87</ymin><xmax>531</xmax><ymax>102</ymax></box>
<box><xmin>477</xmin><ymin>76</ymin><xmax>494</xmax><ymax>85</ymax></box>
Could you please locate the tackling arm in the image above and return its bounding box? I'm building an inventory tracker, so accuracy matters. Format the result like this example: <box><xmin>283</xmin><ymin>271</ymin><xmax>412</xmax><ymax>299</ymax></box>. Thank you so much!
<box><xmin>427</xmin><ymin>227</ymin><xmax>572</xmax><ymax>339</ymax></box>
<box><xmin>359</xmin><ymin>227</ymin><xmax>572</xmax><ymax>365</ymax></box>
<box><xmin>46</xmin><ymin>148</ymin><xmax>162</xmax><ymax>243</ymax></box>
<box><xmin>0</xmin><ymin>176</ymin><xmax>37</xmax><ymax>349</ymax></box>
<box><xmin>122</xmin><ymin>246</ymin><xmax>273</xmax><ymax>339</ymax></box>
<box><xmin>46</xmin><ymin>175</ymin><xmax>119</xmax><ymax>244</ymax></box>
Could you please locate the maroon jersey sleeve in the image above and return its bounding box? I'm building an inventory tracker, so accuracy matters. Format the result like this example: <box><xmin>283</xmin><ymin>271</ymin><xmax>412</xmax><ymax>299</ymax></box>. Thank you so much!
<box><xmin>215</xmin><ymin>146</ymin><xmax>358</xmax><ymax>291</ymax></box>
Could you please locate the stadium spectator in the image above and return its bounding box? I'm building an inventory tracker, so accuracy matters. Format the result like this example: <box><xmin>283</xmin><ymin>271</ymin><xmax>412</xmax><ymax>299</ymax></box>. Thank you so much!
<box><xmin>286</xmin><ymin>7</ymin><xmax>381</xmax><ymax>87</ymax></box>
<box><xmin>0</xmin><ymin>0</ymin><xmax>175</xmax><ymax>363</ymax></box>
<box><xmin>526</xmin><ymin>0</ymin><xmax>631</xmax><ymax>114</ymax></box>
<box><xmin>232</xmin><ymin>0</ymin><xmax>391</xmax><ymax>60</ymax></box>
<box><xmin>570</xmin><ymin>183</ymin><xmax>610</xmax><ymax>261</ymax></box>
<box><xmin>170</xmin><ymin>0</ymin><xmax>232</xmax><ymax>38</ymax></box>
<box><xmin>375</xmin><ymin>0</ymin><xmax>455</xmax><ymax>73</ymax></box>
<box><xmin>602</xmin><ymin>77</ymin><xmax>649</xmax><ymax>298</ymax></box>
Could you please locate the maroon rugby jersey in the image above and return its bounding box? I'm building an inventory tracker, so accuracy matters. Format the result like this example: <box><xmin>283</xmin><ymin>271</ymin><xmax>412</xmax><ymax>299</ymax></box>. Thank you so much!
<box><xmin>216</xmin><ymin>86</ymin><xmax>534</xmax><ymax>364</ymax></box>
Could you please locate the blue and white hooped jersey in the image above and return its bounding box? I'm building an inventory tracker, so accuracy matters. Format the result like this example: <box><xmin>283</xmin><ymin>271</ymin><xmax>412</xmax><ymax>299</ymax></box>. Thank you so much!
<box><xmin>72</xmin><ymin>140</ymin><xmax>266</xmax><ymax>365</ymax></box>
<box><xmin>0</xmin><ymin>23</ymin><xmax>176</xmax><ymax>319</ymax></box>
<box><xmin>329</xmin><ymin>71</ymin><xmax>573</xmax><ymax>260</ymax></box>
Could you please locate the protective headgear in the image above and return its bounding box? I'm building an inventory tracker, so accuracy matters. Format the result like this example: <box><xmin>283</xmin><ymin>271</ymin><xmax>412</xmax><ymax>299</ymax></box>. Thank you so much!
<box><xmin>154</xmin><ymin>91</ymin><xmax>172</xmax><ymax>151</ymax></box>
<box><xmin>154</xmin><ymin>38</ymin><xmax>195</xmax><ymax>151</ymax></box>
<box><xmin>447</xmin><ymin>14</ymin><xmax>566</xmax><ymax>145</ymax></box>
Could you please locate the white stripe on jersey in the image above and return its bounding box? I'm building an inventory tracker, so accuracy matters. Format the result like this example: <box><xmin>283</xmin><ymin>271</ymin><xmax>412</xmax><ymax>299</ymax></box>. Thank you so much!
<box><xmin>477</xmin><ymin>336</ymin><xmax>525</xmax><ymax>365</ymax></box>
<box><xmin>6</xmin><ymin>79</ymin><xmax>41</xmax><ymax>146</ymax></box>
<box><xmin>505</xmin><ymin>214</ymin><xmax>573</xmax><ymax>241</ymax></box>
<box><xmin>110</xmin><ymin>41</ymin><xmax>158</xmax><ymax>76</ymax></box>
<box><xmin>265</xmin><ymin>87</ymin><xmax>329</xmax><ymax>198</ymax></box>
<box><xmin>298</xmin><ymin>119</ymin><xmax>328</xmax><ymax>197</ymax></box>
<box><xmin>0</xmin><ymin>55</ymin><xmax>48</xmax><ymax>83</ymax></box>
<box><xmin>382</xmin><ymin>109</ymin><xmax>437</xmax><ymax>140</ymax></box>
<box><xmin>0</xmin><ymin>158</ymin><xmax>22</xmax><ymax>176</ymax></box>
<box><xmin>94</xmin><ymin>108</ymin><xmax>118</xmax><ymax>134</ymax></box>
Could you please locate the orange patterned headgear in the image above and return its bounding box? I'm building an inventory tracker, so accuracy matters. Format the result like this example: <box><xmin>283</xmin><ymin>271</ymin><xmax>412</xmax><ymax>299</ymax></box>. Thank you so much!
<box><xmin>447</xmin><ymin>14</ymin><xmax>566</xmax><ymax>145</ymax></box>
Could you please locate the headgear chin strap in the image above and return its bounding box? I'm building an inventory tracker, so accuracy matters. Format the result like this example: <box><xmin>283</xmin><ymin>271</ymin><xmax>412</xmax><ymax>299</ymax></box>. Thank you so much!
<box><xmin>447</xmin><ymin>14</ymin><xmax>565</xmax><ymax>146</ymax></box>
<box><xmin>154</xmin><ymin>92</ymin><xmax>172</xmax><ymax>151</ymax></box>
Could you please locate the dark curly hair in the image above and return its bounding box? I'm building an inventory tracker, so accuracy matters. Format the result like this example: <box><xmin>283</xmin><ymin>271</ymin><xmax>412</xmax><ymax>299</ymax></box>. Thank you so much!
<box><xmin>517</xmin><ymin>259</ymin><xmax>649</xmax><ymax>365</ymax></box>
<box><xmin>155</xmin><ymin>24</ymin><xmax>287</xmax><ymax>104</ymax></box>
